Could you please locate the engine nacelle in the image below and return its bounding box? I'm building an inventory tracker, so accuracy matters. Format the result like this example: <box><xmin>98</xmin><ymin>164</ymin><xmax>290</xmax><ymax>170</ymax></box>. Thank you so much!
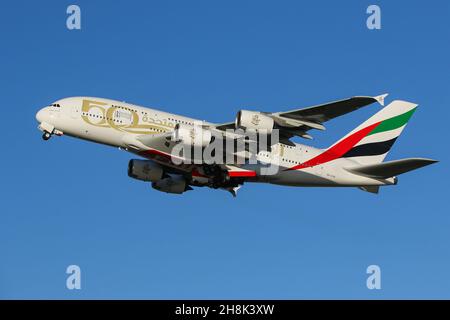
<box><xmin>235</xmin><ymin>110</ymin><xmax>274</xmax><ymax>133</ymax></box>
<box><xmin>128</xmin><ymin>159</ymin><xmax>164</xmax><ymax>182</ymax></box>
<box><xmin>151</xmin><ymin>175</ymin><xmax>189</xmax><ymax>194</ymax></box>
<box><xmin>171</xmin><ymin>124</ymin><xmax>212</xmax><ymax>147</ymax></box>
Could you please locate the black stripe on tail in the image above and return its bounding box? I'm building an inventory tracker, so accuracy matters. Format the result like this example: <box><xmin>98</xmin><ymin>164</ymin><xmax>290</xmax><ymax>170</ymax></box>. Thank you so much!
<box><xmin>342</xmin><ymin>137</ymin><xmax>397</xmax><ymax>158</ymax></box>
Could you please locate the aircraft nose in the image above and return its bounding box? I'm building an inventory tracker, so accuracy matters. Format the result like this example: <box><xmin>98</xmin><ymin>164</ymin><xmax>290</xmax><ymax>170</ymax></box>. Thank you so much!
<box><xmin>36</xmin><ymin>107</ymin><xmax>47</xmax><ymax>123</ymax></box>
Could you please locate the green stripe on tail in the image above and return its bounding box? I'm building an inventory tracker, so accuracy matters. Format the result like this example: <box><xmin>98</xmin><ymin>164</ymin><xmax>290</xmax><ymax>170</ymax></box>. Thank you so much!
<box><xmin>368</xmin><ymin>107</ymin><xmax>417</xmax><ymax>136</ymax></box>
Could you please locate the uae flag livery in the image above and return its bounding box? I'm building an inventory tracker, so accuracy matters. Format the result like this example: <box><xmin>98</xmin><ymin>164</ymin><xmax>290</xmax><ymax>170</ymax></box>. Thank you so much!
<box><xmin>287</xmin><ymin>100</ymin><xmax>418</xmax><ymax>170</ymax></box>
<box><xmin>341</xmin><ymin>106</ymin><xmax>417</xmax><ymax>159</ymax></box>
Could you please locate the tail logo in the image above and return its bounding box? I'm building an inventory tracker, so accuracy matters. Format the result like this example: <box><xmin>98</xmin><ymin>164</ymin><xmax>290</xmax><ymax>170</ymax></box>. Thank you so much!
<box><xmin>286</xmin><ymin>107</ymin><xmax>417</xmax><ymax>171</ymax></box>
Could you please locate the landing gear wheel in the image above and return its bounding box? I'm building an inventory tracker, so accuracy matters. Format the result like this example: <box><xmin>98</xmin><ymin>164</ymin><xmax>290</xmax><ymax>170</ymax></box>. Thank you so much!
<box><xmin>42</xmin><ymin>132</ymin><xmax>51</xmax><ymax>141</ymax></box>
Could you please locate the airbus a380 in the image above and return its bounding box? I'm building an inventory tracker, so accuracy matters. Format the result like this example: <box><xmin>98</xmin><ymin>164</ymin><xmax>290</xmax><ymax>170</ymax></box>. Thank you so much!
<box><xmin>35</xmin><ymin>94</ymin><xmax>437</xmax><ymax>196</ymax></box>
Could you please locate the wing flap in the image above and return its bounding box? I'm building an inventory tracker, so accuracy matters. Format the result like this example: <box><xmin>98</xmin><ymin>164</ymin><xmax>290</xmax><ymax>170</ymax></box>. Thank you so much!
<box><xmin>358</xmin><ymin>186</ymin><xmax>380</xmax><ymax>194</ymax></box>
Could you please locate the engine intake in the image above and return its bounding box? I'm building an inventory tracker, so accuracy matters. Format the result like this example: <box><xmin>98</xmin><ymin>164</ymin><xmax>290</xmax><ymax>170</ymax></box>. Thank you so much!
<box><xmin>128</xmin><ymin>159</ymin><xmax>164</xmax><ymax>182</ymax></box>
<box><xmin>235</xmin><ymin>110</ymin><xmax>274</xmax><ymax>133</ymax></box>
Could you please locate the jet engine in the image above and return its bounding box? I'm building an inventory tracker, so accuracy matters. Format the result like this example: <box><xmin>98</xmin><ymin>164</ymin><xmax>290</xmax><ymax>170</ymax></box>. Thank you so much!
<box><xmin>235</xmin><ymin>110</ymin><xmax>274</xmax><ymax>133</ymax></box>
<box><xmin>151</xmin><ymin>175</ymin><xmax>191</xmax><ymax>194</ymax></box>
<box><xmin>128</xmin><ymin>159</ymin><xmax>164</xmax><ymax>182</ymax></box>
<box><xmin>171</xmin><ymin>124</ymin><xmax>212</xmax><ymax>147</ymax></box>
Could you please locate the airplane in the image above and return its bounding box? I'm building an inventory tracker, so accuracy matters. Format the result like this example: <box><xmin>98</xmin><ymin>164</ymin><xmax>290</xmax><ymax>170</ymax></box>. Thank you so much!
<box><xmin>35</xmin><ymin>94</ymin><xmax>437</xmax><ymax>196</ymax></box>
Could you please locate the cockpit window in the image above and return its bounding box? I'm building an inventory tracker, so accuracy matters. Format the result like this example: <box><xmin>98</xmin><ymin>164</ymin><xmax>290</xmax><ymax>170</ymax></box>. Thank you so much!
<box><xmin>50</xmin><ymin>103</ymin><xmax>61</xmax><ymax>108</ymax></box>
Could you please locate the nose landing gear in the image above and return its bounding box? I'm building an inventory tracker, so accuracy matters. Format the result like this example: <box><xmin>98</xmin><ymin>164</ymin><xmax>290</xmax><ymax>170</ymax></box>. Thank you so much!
<box><xmin>38</xmin><ymin>121</ymin><xmax>55</xmax><ymax>141</ymax></box>
<box><xmin>42</xmin><ymin>131</ymin><xmax>52</xmax><ymax>140</ymax></box>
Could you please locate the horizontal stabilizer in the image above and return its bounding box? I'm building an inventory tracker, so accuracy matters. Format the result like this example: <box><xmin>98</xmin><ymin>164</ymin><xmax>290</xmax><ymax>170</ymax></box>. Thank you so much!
<box><xmin>347</xmin><ymin>158</ymin><xmax>438</xmax><ymax>179</ymax></box>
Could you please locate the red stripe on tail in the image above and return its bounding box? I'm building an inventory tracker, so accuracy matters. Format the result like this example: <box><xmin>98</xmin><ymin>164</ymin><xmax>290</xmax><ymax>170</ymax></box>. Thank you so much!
<box><xmin>286</xmin><ymin>121</ymin><xmax>381</xmax><ymax>171</ymax></box>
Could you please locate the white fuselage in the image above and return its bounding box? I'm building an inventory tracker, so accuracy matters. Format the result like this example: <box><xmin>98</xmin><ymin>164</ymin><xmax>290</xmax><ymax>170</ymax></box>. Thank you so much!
<box><xmin>35</xmin><ymin>97</ymin><xmax>395</xmax><ymax>188</ymax></box>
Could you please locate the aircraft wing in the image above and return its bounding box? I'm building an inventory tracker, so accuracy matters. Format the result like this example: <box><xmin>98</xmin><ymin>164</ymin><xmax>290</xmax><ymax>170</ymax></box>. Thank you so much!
<box><xmin>215</xmin><ymin>94</ymin><xmax>388</xmax><ymax>140</ymax></box>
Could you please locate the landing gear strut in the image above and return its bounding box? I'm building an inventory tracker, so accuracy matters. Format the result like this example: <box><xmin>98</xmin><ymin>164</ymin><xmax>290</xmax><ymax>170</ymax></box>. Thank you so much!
<box><xmin>42</xmin><ymin>131</ymin><xmax>52</xmax><ymax>141</ymax></box>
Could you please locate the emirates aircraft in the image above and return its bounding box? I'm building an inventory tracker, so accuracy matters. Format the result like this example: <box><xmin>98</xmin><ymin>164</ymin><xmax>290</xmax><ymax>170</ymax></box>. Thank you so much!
<box><xmin>35</xmin><ymin>94</ymin><xmax>437</xmax><ymax>196</ymax></box>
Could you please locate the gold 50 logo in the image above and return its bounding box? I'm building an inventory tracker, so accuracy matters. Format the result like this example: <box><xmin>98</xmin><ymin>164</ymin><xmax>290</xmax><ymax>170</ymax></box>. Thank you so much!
<box><xmin>81</xmin><ymin>99</ymin><xmax>175</xmax><ymax>134</ymax></box>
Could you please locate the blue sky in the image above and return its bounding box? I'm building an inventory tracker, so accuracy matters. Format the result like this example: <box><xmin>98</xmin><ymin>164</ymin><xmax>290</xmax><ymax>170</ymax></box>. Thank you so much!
<box><xmin>0</xmin><ymin>0</ymin><xmax>449</xmax><ymax>299</ymax></box>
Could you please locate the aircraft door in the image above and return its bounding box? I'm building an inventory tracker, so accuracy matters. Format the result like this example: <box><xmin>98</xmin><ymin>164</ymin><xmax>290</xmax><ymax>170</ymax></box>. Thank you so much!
<box><xmin>70</xmin><ymin>104</ymin><xmax>79</xmax><ymax>119</ymax></box>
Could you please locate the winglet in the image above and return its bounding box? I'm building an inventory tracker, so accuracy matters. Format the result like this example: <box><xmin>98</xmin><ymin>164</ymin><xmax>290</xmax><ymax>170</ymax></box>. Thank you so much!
<box><xmin>374</xmin><ymin>93</ymin><xmax>389</xmax><ymax>106</ymax></box>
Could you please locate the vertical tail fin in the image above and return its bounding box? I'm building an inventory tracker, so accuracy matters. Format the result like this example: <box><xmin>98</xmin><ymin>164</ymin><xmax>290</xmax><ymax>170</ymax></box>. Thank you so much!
<box><xmin>328</xmin><ymin>100</ymin><xmax>418</xmax><ymax>165</ymax></box>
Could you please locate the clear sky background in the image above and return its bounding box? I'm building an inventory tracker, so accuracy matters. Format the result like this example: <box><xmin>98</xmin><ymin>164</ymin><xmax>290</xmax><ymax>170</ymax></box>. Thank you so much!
<box><xmin>0</xmin><ymin>0</ymin><xmax>448</xmax><ymax>299</ymax></box>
